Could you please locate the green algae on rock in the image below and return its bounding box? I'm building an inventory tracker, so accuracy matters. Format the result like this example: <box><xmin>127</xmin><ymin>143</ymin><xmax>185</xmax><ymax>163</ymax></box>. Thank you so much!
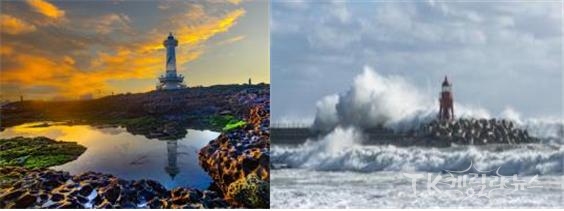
<box><xmin>0</xmin><ymin>136</ymin><xmax>86</xmax><ymax>169</ymax></box>
<box><xmin>227</xmin><ymin>174</ymin><xmax>269</xmax><ymax>208</ymax></box>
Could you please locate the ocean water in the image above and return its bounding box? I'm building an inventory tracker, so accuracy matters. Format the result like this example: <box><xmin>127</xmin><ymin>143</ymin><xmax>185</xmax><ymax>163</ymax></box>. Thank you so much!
<box><xmin>271</xmin><ymin>127</ymin><xmax>564</xmax><ymax>208</ymax></box>
<box><xmin>271</xmin><ymin>169</ymin><xmax>563</xmax><ymax>208</ymax></box>
<box><xmin>272</xmin><ymin>66</ymin><xmax>563</xmax><ymax>208</ymax></box>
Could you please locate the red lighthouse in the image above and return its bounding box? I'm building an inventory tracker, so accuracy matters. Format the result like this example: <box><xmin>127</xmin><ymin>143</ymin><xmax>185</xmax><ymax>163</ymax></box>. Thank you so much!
<box><xmin>438</xmin><ymin>76</ymin><xmax>454</xmax><ymax>121</ymax></box>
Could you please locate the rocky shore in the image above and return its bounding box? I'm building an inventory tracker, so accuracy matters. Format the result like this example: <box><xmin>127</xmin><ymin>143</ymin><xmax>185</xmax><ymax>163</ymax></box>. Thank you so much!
<box><xmin>1</xmin><ymin>84</ymin><xmax>269</xmax><ymax>140</ymax></box>
<box><xmin>0</xmin><ymin>167</ymin><xmax>228</xmax><ymax>209</ymax></box>
<box><xmin>199</xmin><ymin>92</ymin><xmax>270</xmax><ymax>208</ymax></box>
<box><xmin>0</xmin><ymin>85</ymin><xmax>270</xmax><ymax>208</ymax></box>
<box><xmin>418</xmin><ymin>118</ymin><xmax>537</xmax><ymax>145</ymax></box>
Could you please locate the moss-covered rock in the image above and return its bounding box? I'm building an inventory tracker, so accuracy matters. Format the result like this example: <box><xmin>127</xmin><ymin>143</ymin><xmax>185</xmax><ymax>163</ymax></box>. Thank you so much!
<box><xmin>226</xmin><ymin>174</ymin><xmax>269</xmax><ymax>208</ymax></box>
<box><xmin>208</xmin><ymin>115</ymin><xmax>247</xmax><ymax>132</ymax></box>
<box><xmin>0</xmin><ymin>136</ymin><xmax>86</xmax><ymax>169</ymax></box>
<box><xmin>222</xmin><ymin>120</ymin><xmax>246</xmax><ymax>132</ymax></box>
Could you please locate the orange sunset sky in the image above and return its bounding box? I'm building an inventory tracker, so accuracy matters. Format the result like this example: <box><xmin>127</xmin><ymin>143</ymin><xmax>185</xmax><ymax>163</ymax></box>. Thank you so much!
<box><xmin>0</xmin><ymin>0</ymin><xmax>268</xmax><ymax>101</ymax></box>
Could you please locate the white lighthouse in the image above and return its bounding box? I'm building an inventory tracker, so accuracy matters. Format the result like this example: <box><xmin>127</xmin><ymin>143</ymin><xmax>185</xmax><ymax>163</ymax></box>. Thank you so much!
<box><xmin>157</xmin><ymin>32</ymin><xmax>186</xmax><ymax>90</ymax></box>
<box><xmin>164</xmin><ymin>140</ymin><xmax>179</xmax><ymax>179</ymax></box>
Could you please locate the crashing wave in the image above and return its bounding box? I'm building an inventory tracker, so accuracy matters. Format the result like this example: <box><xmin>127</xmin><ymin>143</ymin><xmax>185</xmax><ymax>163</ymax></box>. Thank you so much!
<box><xmin>272</xmin><ymin>126</ymin><xmax>564</xmax><ymax>176</ymax></box>
<box><xmin>284</xmin><ymin>66</ymin><xmax>564</xmax><ymax>175</ymax></box>
<box><xmin>310</xmin><ymin>66</ymin><xmax>562</xmax><ymax>138</ymax></box>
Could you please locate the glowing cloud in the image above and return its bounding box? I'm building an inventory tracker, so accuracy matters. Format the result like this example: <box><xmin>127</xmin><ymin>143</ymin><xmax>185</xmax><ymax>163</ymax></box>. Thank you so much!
<box><xmin>0</xmin><ymin>14</ymin><xmax>37</xmax><ymax>35</ymax></box>
<box><xmin>178</xmin><ymin>9</ymin><xmax>246</xmax><ymax>46</ymax></box>
<box><xmin>25</xmin><ymin>0</ymin><xmax>65</xmax><ymax>19</ymax></box>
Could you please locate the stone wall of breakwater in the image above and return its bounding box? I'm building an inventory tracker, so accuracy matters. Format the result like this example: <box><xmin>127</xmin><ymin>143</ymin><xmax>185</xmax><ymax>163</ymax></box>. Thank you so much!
<box><xmin>418</xmin><ymin>118</ymin><xmax>537</xmax><ymax>145</ymax></box>
<box><xmin>271</xmin><ymin>118</ymin><xmax>538</xmax><ymax>147</ymax></box>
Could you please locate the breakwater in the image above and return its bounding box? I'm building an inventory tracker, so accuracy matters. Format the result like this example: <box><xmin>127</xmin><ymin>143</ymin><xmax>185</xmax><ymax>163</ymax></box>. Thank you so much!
<box><xmin>271</xmin><ymin>118</ymin><xmax>539</xmax><ymax>147</ymax></box>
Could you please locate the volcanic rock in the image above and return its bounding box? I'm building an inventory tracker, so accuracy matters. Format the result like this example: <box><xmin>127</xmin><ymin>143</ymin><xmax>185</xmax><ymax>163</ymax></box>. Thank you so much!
<box><xmin>198</xmin><ymin>91</ymin><xmax>270</xmax><ymax>208</ymax></box>
<box><xmin>13</xmin><ymin>193</ymin><xmax>36</xmax><ymax>208</ymax></box>
<box><xmin>0</xmin><ymin>167</ymin><xmax>228</xmax><ymax>209</ymax></box>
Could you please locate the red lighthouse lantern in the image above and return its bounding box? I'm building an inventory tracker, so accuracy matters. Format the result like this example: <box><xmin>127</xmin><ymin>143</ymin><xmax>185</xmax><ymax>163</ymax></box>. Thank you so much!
<box><xmin>439</xmin><ymin>76</ymin><xmax>454</xmax><ymax>121</ymax></box>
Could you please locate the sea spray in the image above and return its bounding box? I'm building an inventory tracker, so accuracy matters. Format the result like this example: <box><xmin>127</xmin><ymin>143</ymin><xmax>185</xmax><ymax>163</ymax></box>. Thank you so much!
<box><xmin>312</xmin><ymin>94</ymin><xmax>340</xmax><ymax>131</ymax></box>
<box><xmin>499</xmin><ymin>108</ymin><xmax>563</xmax><ymax>142</ymax></box>
<box><xmin>272</xmin><ymin>127</ymin><xmax>365</xmax><ymax>170</ymax></box>
<box><xmin>311</xmin><ymin>66</ymin><xmax>563</xmax><ymax>137</ymax></box>
<box><xmin>312</xmin><ymin>66</ymin><xmax>433</xmax><ymax>132</ymax></box>
<box><xmin>310</xmin><ymin>66</ymin><xmax>500</xmax><ymax>132</ymax></box>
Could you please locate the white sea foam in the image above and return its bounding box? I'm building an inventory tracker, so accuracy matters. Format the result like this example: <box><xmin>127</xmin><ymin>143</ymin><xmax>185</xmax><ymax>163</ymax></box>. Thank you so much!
<box><xmin>271</xmin><ymin>169</ymin><xmax>564</xmax><ymax>208</ymax></box>
<box><xmin>272</xmin><ymin>126</ymin><xmax>564</xmax><ymax>176</ymax></box>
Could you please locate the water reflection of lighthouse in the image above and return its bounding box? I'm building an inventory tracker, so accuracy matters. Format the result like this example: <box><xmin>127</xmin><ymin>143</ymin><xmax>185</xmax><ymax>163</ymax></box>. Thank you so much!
<box><xmin>164</xmin><ymin>140</ymin><xmax>179</xmax><ymax>179</ymax></box>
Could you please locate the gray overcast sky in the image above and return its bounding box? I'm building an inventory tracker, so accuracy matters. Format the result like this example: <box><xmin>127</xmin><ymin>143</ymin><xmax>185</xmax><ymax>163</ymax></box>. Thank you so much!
<box><xmin>271</xmin><ymin>0</ymin><xmax>562</xmax><ymax>124</ymax></box>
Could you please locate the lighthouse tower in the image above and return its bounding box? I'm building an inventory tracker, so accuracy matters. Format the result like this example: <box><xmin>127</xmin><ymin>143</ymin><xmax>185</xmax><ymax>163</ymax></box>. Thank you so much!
<box><xmin>157</xmin><ymin>32</ymin><xmax>186</xmax><ymax>90</ymax></box>
<box><xmin>164</xmin><ymin>140</ymin><xmax>179</xmax><ymax>179</ymax></box>
<box><xmin>438</xmin><ymin>76</ymin><xmax>454</xmax><ymax>121</ymax></box>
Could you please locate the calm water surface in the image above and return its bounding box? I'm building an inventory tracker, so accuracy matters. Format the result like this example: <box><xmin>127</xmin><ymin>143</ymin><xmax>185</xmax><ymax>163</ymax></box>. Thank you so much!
<box><xmin>0</xmin><ymin>122</ymin><xmax>220</xmax><ymax>189</ymax></box>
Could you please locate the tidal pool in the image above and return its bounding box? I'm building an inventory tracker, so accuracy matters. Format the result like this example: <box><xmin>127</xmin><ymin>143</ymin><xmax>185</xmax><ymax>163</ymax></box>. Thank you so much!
<box><xmin>0</xmin><ymin>122</ymin><xmax>220</xmax><ymax>189</ymax></box>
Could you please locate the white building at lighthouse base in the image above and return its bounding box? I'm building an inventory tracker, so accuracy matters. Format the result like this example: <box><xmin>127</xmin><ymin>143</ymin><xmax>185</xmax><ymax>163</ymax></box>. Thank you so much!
<box><xmin>157</xmin><ymin>74</ymin><xmax>186</xmax><ymax>90</ymax></box>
